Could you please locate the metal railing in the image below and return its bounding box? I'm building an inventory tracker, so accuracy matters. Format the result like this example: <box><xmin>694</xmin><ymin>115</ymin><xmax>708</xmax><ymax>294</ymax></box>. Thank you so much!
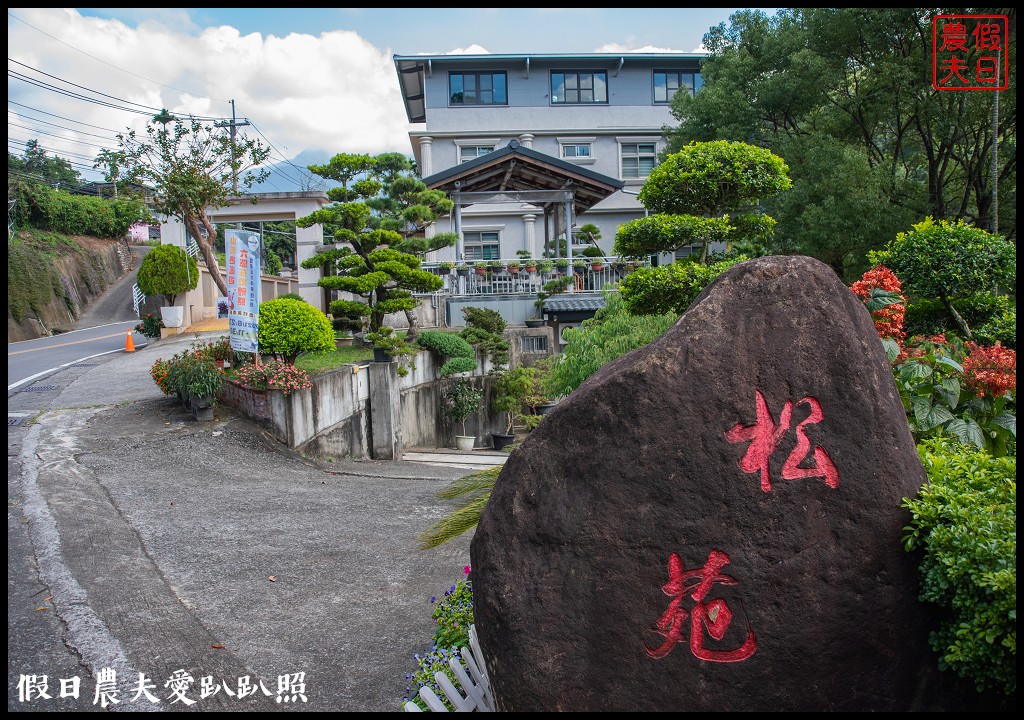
<box><xmin>418</xmin><ymin>257</ymin><xmax>645</xmax><ymax>296</ymax></box>
<box><xmin>132</xmin><ymin>283</ymin><xmax>146</xmax><ymax>317</ymax></box>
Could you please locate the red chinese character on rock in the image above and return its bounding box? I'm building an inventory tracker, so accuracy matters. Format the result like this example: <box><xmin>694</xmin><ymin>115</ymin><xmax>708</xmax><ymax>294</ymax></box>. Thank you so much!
<box><xmin>645</xmin><ymin>549</ymin><xmax>757</xmax><ymax>662</ymax></box>
<box><xmin>725</xmin><ymin>389</ymin><xmax>839</xmax><ymax>492</ymax></box>
<box><xmin>940</xmin><ymin>21</ymin><xmax>968</xmax><ymax>51</ymax></box>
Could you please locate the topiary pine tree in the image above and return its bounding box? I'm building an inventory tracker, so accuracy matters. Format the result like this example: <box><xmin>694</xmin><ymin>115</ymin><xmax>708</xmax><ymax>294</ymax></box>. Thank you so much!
<box><xmin>613</xmin><ymin>140</ymin><xmax>791</xmax><ymax>265</ymax></box>
<box><xmin>297</xmin><ymin>153</ymin><xmax>453</xmax><ymax>335</ymax></box>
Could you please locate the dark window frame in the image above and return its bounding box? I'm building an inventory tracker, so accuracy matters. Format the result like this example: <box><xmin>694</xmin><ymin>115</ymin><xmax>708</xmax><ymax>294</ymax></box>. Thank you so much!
<box><xmin>449</xmin><ymin>71</ymin><xmax>508</xmax><ymax>106</ymax></box>
<box><xmin>550</xmin><ymin>70</ymin><xmax>609</xmax><ymax>105</ymax></box>
<box><xmin>653</xmin><ymin>70</ymin><xmax>700</xmax><ymax>103</ymax></box>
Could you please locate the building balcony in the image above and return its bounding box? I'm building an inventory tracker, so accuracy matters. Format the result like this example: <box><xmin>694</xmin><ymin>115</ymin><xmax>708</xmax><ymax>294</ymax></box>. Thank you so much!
<box><xmin>418</xmin><ymin>257</ymin><xmax>646</xmax><ymax>297</ymax></box>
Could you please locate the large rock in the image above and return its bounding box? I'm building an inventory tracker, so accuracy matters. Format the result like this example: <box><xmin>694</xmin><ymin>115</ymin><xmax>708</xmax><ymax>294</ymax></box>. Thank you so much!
<box><xmin>470</xmin><ymin>255</ymin><xmax>954</xmax><ymax>711</ymax></box>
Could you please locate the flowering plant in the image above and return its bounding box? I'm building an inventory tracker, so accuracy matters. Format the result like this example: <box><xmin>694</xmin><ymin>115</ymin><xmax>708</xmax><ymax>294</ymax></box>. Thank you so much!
<box><xmin>135</xmin><ymin>313</ymin><xmax>164</xmax><ymax>339</ymax></box>
<box><xmin>235</xmin><ymin>360</ymin><xmax>312</xmax><ymax>396</ymax></box>
<box><xmin>892</xmin><ymin>334</ymin><xmax>1015</xmax><ymax>457</ymax></box>
<box><xmin>403</xmin><ymin>566</ymin><xmax>475</xmax><ymax>711</ymax></box>
<box><xmin>851</xmin><ymin>265</ymin><xmax>906</xmax><ymax>351</ymax></box>
<box><xmin>149</xmin><ymin>358</ymin><xmax>174</xmax><ymax>395</ymax></box>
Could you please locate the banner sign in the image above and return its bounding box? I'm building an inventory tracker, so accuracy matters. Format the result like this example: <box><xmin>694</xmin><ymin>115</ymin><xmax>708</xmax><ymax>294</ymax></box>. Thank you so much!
<box><xmin>225</xmin><ymin>229</ymin><xmax>261</xmax><ymax>353</ymax></box>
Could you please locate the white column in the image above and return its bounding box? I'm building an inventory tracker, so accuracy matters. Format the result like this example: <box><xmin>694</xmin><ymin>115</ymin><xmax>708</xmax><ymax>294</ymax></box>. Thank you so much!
<box><xmin>419</xmin><ymin>136</ymin><xmax>434</xmax><ymax>177</ymax></box>
<box><xmin>522</xmin><ymin>214</ymin><xmax>537</xmax><ymax>258</ymax></box>
<box><xmin>518</xmin><ymin>133</ymin><xmax>534</xmax><ymax>149</ymax></box>
<box><xmin>296</xmin><ymin>222</ymin><xmax>325</xmax><ymax>311</ymax></box>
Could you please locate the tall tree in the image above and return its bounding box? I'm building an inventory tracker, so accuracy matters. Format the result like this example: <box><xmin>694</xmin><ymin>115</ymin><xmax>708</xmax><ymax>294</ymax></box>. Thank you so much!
<box><xmin>112</xmin><ymin>112</ymin><xmax>271</xmax><ymax>296</ymax></box>
<box><xmin>667</xmin><ymin>8</ymin><xmax>1016</xmax><ymax>278</ymax></box>
<box><xmin>9</xmin><ymin>139</ymin><xmax>81</xmax><ymax>188</ymax></box>
<box><xmin>297</xmin><ymin>153</ymin><xmax>449</xmax><ymax>334</ymax></box>
<box><xmin>299</xmin><ymin>152</ymin><xmax>455</xmax><ymax>338</ymax></box>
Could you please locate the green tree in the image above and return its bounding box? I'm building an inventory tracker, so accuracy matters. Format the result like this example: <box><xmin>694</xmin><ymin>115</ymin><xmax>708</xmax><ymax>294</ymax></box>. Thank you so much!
<box><xmin>112</xmin><ymin>111</ymin><xmax>271</xmax><ymax>297</ymax></box>
<box><xmin>136</xmin><ymin>243</ymin><xmax>198</xmax><ymax>305</ymax></box>
<box><xmin>9</xmin><ymin>140</ymin><xmax>81</xmax><ymax>188</ymax></box>
<box><xmin>613</xmin><ymin>140</ymin><xmax>791</xmax><ymax>264</ymax></box>
<box><xmin>870</xmin><ymin>217</ymin><xmax>1016</xmax><ymax>339</ymax></box>
<box><xmin>667</xmin><ymin>8</ymin><xmax>1016</xmax><ymax>276</ymax></box>
<box><xmin>298</xmin><ymin>154</ymin><xmax>443</xmax><ymax>333</ymax></box>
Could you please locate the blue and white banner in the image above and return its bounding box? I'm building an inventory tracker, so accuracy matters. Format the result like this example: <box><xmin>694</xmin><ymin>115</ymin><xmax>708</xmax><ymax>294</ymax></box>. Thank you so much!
<box><xmin>225</xmin><ymin>229</ymin><xmax>261</xmax><ymax>353</ymax></box>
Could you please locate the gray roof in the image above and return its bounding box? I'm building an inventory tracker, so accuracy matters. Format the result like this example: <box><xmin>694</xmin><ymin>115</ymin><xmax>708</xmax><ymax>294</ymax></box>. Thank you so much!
<box><xmin>543</xmin><ymin>294</ymin><xmax>607</xmax><ymax>313</ymax></box>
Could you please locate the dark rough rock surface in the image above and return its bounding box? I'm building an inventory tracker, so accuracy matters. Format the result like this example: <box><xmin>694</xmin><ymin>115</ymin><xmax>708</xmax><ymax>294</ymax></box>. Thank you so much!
<box><xmin>470</xmin><ymin>255</ymin><xmax>970</xmax><ymax>712</ymax></box>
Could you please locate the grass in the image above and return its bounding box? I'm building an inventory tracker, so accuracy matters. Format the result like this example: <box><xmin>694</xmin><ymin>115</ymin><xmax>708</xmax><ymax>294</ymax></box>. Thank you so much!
<box><xmin>295</xmin><ymin>345</ymin><xmax>374</xmax><ymax>373</ymax></box>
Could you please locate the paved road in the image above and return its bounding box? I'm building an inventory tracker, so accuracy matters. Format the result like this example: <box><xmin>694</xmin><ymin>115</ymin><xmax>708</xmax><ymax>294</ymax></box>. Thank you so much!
<box><xmin>7</xmin><ymin>246</ymin><xmax>151</xmax><ymax>390</ymax></box>
<box><xmin>8</xmin><ymin>329</ymin><xmax>478</xmax><ymax>712</ymax></box>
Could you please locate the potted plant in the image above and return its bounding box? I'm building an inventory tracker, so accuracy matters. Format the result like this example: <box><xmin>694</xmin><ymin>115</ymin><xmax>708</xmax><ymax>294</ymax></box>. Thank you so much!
<box><xmin>491</xmin><ymin>366</ymin><xmax>537</xmax><ymax>450</ymax></box>
<box><xmin>537</xmin><ymin>259</ymin><xmax>554</xmax><ymax>274</ymax></box>
<box><xmin>474</xmin><ymin>262</ymin><xmax>488</xmax><ymax>276</ymax></box>
<box><xmin>555</xmin><ymin>258</ymin><xmax>570</xmax><ymax>274</ymax></box>
<box><xmin>442</xmin><ymin>378</ymin><xmax>483</xmax><ymax>451</ymax></box>
<box><xmin>210</xmin><ymin>336</ymin><xmax>232</xmax><ymax>368</ymax></box>
<box><xmin>437</xmin><ymin>261</ymin><xmax>455</xmax><ymax>275</ymax></box>
<box><xmin>523</xmin><ymin>258</ymin><xmax>539</xmax><ymax>274</ymax></box>
<box><xmin>366</xmin><ymin>327</ymin><xmax>417</xmax><ymax>376</ymax></box>
<box><xmin>455</xmin><ymin>263</ymin><xmax>471</xmax><ymax>277</ymax></box>
<box><xmin>136</xmin><ymin>243</ymin><xmax>199</xmax><ymax>329</ymax></box>
<box><xmin>506</xmin><ymin>260</ymin><xmax>520</xmax><ymax>273</ymax></box>
<box><xmin>572</xmin><ymin>258</ymin><xmax>588</xmax><ymax>274</ymax></box>
<box><xmin>529</xmin><ymin>275</ymin><xmax>572</xmax><ymax>327</ymax></box>
<box><xmin>174</xmin><ymin>352</ymin><xmax>223</xmax><ymax>421</ymax></box>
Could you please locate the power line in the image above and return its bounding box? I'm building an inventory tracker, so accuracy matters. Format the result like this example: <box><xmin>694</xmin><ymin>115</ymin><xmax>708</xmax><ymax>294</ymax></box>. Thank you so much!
<box><xmin>8</xmin><ymin>125</ymin><xmax>114</xmax><ymax>150</ymax></box>
<box><xmin>8</xmin><ymin>100</ymin><xmax>123</xmax><ymax>133</ymax></box>
<box><xmin>9</xmin><ymin>115</ymin><xmax>117</xmax><ymax>141</ymax></box>
<box><xmin>8</xmin><ymin>10</ymin><xmax>231</xmax><ymax>104</ymax></box>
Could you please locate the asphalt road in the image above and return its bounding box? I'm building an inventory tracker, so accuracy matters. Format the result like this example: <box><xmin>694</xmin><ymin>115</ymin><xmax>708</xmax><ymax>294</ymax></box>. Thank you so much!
<box><xmin>8</xmin><ymin>330</ymin><xmax>475</xmax><ymax>712</ymax></box>
<box><xmin>7</xmin><ymin>246</ymin><xmax>151</xmax><ymax>390</ymax></box>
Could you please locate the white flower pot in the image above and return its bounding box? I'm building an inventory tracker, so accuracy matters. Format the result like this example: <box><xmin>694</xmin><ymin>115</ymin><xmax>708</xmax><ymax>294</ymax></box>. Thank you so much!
<box><xmin>160</xmin><ymin>306</ymin><xmax>185</xmax><ymax>328</ymax></box>
<box><xmin>456</xmin><ymin>435</ymin><xmax>476</xmax><ymax>452</ymax></box>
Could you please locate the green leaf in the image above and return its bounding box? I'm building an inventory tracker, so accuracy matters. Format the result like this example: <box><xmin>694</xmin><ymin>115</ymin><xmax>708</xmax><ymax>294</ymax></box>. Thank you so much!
<box><xmin>991</xmin><ymin>412</ymin><xmax>1016</xmax><ymax>437</ymax></box>
<box><xmin>946</xmin><ymin>418</ymin><xmax>987</xmax><ymax>450</ymax></box>
<box><xmin>881</xmin><ymin>337</ymin><xmax>901</xmax><ymax>363</ymax></box>
<box><xmin>935</xmin><ymin>377</ymin><xmax>961</xmax><ymax>410</ymax></box>
<box><xmin>934</xmin><ymin>356</ymin><xmax>964</xmax><ymax>374</ymax></box>
<box><xmin>900</xmin><ymin>362</ymin><xmax>932</xmax><ymax>380</ymax></box>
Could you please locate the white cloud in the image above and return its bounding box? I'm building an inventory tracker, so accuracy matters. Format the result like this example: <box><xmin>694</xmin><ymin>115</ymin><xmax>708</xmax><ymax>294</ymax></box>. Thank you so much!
<box><xmin>8</xmin><ymin>8</ymin><xmax>414</xmax><ymax>180</ymax></box>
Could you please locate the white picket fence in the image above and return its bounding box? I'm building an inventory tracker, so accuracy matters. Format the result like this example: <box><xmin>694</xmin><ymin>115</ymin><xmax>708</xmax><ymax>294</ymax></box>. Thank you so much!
<box><xmin>404</xmin><ymin>625</ymin><xmax>494</xmax><ymax>712</ymax></box>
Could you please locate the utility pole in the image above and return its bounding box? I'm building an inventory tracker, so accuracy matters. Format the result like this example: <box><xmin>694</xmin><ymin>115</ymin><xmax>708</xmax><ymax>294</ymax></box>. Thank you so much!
<box><xmin>215</xmin><ymin>99</ymin><xmax>250</xmax><ymax>196</ymax></box>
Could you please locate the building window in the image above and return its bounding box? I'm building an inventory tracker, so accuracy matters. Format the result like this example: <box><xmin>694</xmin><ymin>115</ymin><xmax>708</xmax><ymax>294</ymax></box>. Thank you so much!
<box><xmin>621</xmin><ymin>142</ymin><xmax>658</xmax><ymax>179</ymax></box>
<box><xmin>521</xmin><ymin>336</ymin><xmax>549</xmax><ymax>354</ymax></box>
<box><xmin>673</xmin><ymin>245</ymin><xmax>701</xmax><ymax>260</ymax></box>
<box><xmin>653</xmin><ymin>71</ymin><xmax>702</xmax><ymax>103</ymax></box>
<box><xmin>459</xmin><ymin>146</ymin><xmax>495</xmax><ymax>164</ymax></box>
<box><xmin>463</xmin><ymin>231</ymin><xmax>500</xmax><ymax>260</ymax></box>
<box><xmin>561</xmin><ymin>143</ymin><xmax>592</xmax><ymax>159</ymax></box>
<box><xmin>551</xmin><ymin>71</ymin><xmax>608</xmax><ymax>104</ymax></box>
<box><xmin>449</xmin><ymin>72</ymin><xmax>507</xmax><ymax>106</ymax></box>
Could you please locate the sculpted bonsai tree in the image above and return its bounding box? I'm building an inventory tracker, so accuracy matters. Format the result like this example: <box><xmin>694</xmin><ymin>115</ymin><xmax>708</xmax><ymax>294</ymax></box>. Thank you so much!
<box><xmin>112</xmin><ymin>111</ymin><xmax>271</xmax><ymax>297</ymax></box>
<box><xmin>136</xmin><ymin>243</ymin><xmax>198</xmax><ymax>305</ymax></box>
<box><xmin>299</xmin><ymin>152</ymin><xmax>456</xmax><ymax>339</ymax></box>
<box><xmin>614</xmin><ymin>140</ymin><xmax>791</xmax><ymax>265</ymax></box>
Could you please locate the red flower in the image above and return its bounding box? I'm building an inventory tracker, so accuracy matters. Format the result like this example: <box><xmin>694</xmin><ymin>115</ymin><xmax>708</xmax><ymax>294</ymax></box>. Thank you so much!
<box><xmin>962</xmin><ymin>342</ymin><xmax>1016</xmax><ymax>399</ymax></box>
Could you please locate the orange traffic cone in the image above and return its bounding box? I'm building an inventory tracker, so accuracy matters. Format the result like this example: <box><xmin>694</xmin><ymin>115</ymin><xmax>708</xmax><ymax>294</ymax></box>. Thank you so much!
<box><xmin>125</xmin><ymin>328</ymin><xmax>135</xmax><ymax>353</ymax></box>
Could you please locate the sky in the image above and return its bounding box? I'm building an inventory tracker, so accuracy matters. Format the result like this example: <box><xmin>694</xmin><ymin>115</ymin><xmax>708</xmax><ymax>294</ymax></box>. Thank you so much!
<box><xmin>8</xmin><ymin>8</ymin><xmax>778</xmax><ymax>191</ymax></box>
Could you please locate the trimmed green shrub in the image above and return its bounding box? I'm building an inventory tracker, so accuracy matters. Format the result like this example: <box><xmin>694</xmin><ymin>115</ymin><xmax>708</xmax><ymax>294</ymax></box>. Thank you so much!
<box><xmin>9</xmin><ymin>180</ymin><xmax>150</xmax><ymax>237</ymax></box>
<box><xmin>459</xmin><ymin>307</ymin><xmax>509</xmax><ymax>368</ymax></box>
<box><xmin>620</xmin><ymin>256</ymin><xmax>742</xmax><ymax>316</ymax></box>
<box><xmin>903</xmin><ymin>438</ymin><xmax>1016</xmax><ymax>696</ymax></box>
<box><xmin>417</xmin><ymin>330</ymin><xmax>477</xmax><ymax>376</ymax></box>
<box><xmin>257</xmin><ymin>297</ymin><xmax>334</xmax><ymax>363</ymax></box>
<box><xmin>870</xmin><ymin>218</ymin><xmax>1015</xmax><ymax>339</ymax></box>
<box><xmin>136</xmin><ymin>244</ymin><xmax>199</xmax><ymax>305</ymax></box>
<box><xmin>905</xmin><ymin>294</ymin><xmax>1016</xmax><ymax>349</ymax></box>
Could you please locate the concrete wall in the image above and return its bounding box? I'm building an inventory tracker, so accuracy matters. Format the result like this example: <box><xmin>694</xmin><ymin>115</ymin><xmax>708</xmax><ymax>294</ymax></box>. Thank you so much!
<box><xmin>219</xmin><ymin>348</ymin><xmax>503</xmax><ymax>459</ymax></box>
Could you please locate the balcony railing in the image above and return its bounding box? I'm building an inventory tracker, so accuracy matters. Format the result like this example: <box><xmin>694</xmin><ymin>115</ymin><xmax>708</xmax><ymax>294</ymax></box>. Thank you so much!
<box><xmin>418</xmin><ymin>258</ymin><xmax>647</xmax><ymax>296</ymax></box>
